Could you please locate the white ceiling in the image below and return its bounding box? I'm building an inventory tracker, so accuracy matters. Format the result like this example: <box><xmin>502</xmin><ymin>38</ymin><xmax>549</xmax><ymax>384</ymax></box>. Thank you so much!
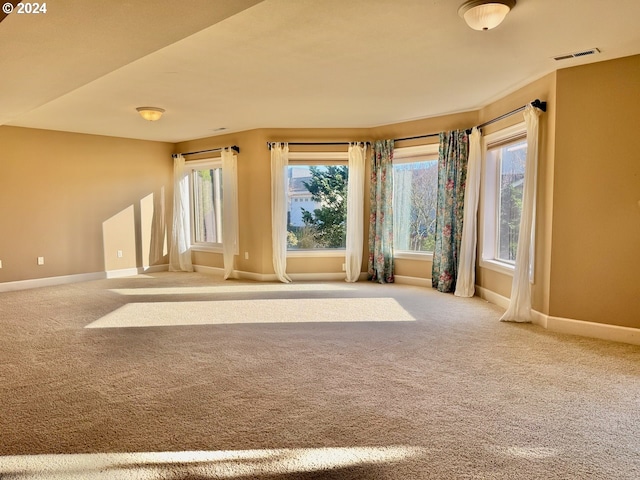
<box><xmin>2</xmin><ymin>0</ymin><xmax>639</xmax><ymax>143</ymax></box>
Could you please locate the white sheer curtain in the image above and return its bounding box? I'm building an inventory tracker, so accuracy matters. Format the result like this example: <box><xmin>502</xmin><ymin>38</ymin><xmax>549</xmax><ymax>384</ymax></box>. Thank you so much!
<box><xmin>345</xmin><ymin>143</ymin><xmax>366</xmax><ymax>282</ymax></box>
<box><xmin>221</xmin><ymin>148</ymin><xmax>238</xmax><ymax>280</ymax></box>
<box><xmin>270</xmin><ymin>143</ymin><xmax>291</xmax><ymax>283</ymax></box>
<box><xmin>455</xmin><ymin>127</ymin><xmax>482</xmax><ymax>297</ymax></box>
<box><xmin>168</xmin><ymin>154</ymin><xmax>194</xmax><ymax>272</ymax></box>
<box><xmin>501</xmin><ymin>105</ymin><xmax>541</xmax><ymax>322</ymax></box>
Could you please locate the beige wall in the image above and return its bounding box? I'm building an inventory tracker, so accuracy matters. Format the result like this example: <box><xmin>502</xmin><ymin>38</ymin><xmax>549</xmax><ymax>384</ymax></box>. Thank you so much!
<box><xmin>0</xmin><ymin>126</ymin><xmax>173</xmax><ymax>282</ymax></box>
<box><xmin>551</xmin><ymin>55</ymin><xmax>640</xmax><ymax>328</ymax></box>
<box><xmin>3</xmin><ymin>55</ymin><xmax>638</xmax><ymax>332</ymax></box>
<box><xmin>175</xmin><ymin>127</ymin><xmax>373</xmax><ymax>277</ymax></box>
<box><xmin>176</xmin><ymin>115</ymin><xmax>479</xmax><ymax>280</ymax></box>
<box><xmin>473</xmin><ymin>54</ymin><xmax>639</xmax><ymax>328</ymax></box>
<box><xmin>175</xmin><ymin>129</ymin><xmax>270</xmax><ymax>275</ymax></box>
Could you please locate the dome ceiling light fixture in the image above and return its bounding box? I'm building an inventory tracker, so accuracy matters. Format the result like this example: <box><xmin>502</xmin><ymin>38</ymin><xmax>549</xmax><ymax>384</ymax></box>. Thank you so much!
<box><xmin>458</xmin><ymin>0</ymin><xmax>516</xmax><ymax>31</ymax></box>
<box><xmin>136</xmin><ymin>106</ymin><xmax>165</xmax><ymax>121</ymax></box>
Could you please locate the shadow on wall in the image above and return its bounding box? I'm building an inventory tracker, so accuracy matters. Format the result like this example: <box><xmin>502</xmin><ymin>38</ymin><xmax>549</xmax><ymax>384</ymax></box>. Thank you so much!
<box><xmin>102</xmin><ymin>187</ymin><xmax>168</xmax><ymax>272</ymax></box>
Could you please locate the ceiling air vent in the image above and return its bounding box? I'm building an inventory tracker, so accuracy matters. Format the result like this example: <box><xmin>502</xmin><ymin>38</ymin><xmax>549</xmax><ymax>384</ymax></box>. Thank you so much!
<box><xmin>553</xmin><ymin>48</ymin><xmax>600</xmax><ymax>61</ymax></box>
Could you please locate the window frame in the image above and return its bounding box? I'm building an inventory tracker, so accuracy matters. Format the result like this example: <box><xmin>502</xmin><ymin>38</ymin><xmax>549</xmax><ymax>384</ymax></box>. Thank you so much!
<box><xmin>188</xmin><ymin>157</ymin><xmax>224</xmax><ymax>253</ymax></box>
<box><xmin>286</xmin><ymin>151</ymin><xmax>349</xmax><ymax>258</ymax></box>
<box><xmin>480</xmin><ymin>122</ymin><xmax>528</xmax><ymax>276</ymax></box>
<box><xmin>392</xmin><ymin>143</ymin><xmax>439</xmax><ymax>261</ymax></box>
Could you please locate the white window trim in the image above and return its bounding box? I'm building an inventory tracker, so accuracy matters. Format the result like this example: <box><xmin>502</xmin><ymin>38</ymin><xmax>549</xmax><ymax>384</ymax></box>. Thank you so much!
<box><xmin>479</xmin><ymin>122</ymin><xmax>527</xmax><ymax>276</ymax></box>
<box><xmin>393</xmin><ymin>143</ymin><xmax>439</xmax><ymax>260</ymax></box>
<box><xmin>187</xmin><ymin>157</ymin><xmax>224</xmax><ymax>253</ymax></box>
<box><xmin>191</xmin><ymin>243</ymin><xmax>223</xmax><ymax>254</ymax></box>
<box><xmin>393</xmin><ymin>143</ymin><xmax>438</xmax><ymax>162</ymax></box>
<box><xmin>394</xmin><ymin>250</ymin><xmax>434</xmax><ymax>261</ymax></box>
<box><xmin>286</xmin><ymin>151</ymin><xmax>348</xmax><ymax>256</ymax></box>
<box><xmin>288</xmin><ymin>151</ymin><xmax>348</xmax><ymax>161</ymax></box>
<box><xmin>287</xmin><ymin>249</ymin><xmax>346</xmax><ymax>258</ymax></box>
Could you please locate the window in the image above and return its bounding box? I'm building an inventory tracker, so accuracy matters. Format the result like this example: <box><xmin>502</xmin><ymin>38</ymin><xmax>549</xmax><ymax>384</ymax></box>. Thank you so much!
<box><xmin>189</xmin><ymin>160</ymin><xmax>223</xmax><ymax>250</ymax></box>
<box><xmin>481</xmin><ymin>123</ymin><xmax>528</xmax><ymax>273</ymax></box>
<box><xmin>286</xmin><ymin>152</ymin><xmax>348</xmax><ymax>255</ymax></box>
<box><xmin>287</xmin><ymin>164</ymin><xmax>348</xmax><ymax>251</ymax></box>
<box><xmin>393</xmin><ymin>144</ymin><xmax>439</xmax><ymax>258</ymax></box>
<box><xmin>495</xmin><ymin>139</ymin><xmax>527</xmax><ymax>263</ymax></box>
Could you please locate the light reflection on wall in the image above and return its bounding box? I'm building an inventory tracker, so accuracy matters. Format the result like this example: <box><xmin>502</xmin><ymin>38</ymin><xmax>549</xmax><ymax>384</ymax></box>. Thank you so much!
<box><xmin>102</xmin><ymin>188</ymin><xmax>168</xmax><ymax>274</ymax></box>
<box><xmin>102</xmin><ymin>205</ymin><xmax>136</xmax><ymax>272</ymax></box>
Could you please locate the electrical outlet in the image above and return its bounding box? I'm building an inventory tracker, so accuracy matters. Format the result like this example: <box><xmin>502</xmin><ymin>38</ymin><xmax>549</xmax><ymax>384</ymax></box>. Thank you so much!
<box><xmin>244</xmin><ymin>252</ymin><xmax>249</xmax><ymax>260</ymax></box>
<box><xmin>342</xmin><ymin>263</ymin><xmax>346</xmax><ymax>271</ymax></box>
<box><xmin>117</xmin><ymin>250</ymin><xmax>123</xmax><ymax>258</ymax></box>
<box><xmin>0</xmin><ymin>259</ymin><xmax>3</xmax><ymax>269</ymax></box>
<box><xmin>37</xmin><ymin>256</ymin><xmax>45</xmax><ymax>265</ymax></box>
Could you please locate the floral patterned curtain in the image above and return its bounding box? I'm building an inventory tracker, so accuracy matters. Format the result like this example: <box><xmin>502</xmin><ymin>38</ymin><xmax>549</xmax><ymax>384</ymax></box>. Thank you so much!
<box><xmin>432</xmin><ymin>130</ymin><xmax>469</xmax><ymax>292</ymax></box>
<box><xmin>368</xmin><ymin>140</ymin><xmax>394</xmax><ymax>283</ymax></box>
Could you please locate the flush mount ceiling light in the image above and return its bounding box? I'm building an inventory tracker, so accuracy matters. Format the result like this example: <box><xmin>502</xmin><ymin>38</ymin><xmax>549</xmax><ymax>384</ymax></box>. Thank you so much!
<box><xmin>136</xmin><ymin>107</ymin><xmax>165</xmax><ymax>121</ymax></box>
<box><xmin>458</xmin><ymin>0</ymin><xmax>516</xmax><ymax>31</ymax></box>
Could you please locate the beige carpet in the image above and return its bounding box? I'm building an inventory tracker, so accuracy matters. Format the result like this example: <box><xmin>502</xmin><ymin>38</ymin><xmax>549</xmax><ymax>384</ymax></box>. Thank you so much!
<box><xmin>0</xmin><ymin>272</ymin><xmax>638</xmax><ymax>479</ymax></box>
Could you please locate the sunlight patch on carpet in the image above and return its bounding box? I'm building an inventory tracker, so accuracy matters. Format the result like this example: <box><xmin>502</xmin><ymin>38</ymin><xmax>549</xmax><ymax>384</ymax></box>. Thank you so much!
<box><xmin>0</xmin><ymin>446</ymin><xmax>427</xmax><ymax>479</ymax></box>
<box><xmin>85</xmin><ymin>297</ymin><xmax>415</xmax><ymax>328</ymax></box>
<box><xmin>109</xmin><ymin>283</ymin><xmax>358</xmax><ymax>296</ymax></box>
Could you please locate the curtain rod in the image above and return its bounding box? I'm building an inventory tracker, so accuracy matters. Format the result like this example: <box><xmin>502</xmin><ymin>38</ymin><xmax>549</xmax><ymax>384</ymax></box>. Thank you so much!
<box><xmin>267</xmin><ymin>141</ymin><xmax>369</xmax><ymax>150</ymax></box>
<box><xmin>393</xmin><ymin>132</ymin><xmax>440</xmax><ymax>143</ymax></box>
<box><xmin>476</xmin><ymin>99</ymin><xmax>547</xmax><ymax>130</ymax></box>
<box><xmin>394</xmin><ymin>99</ymin><xmax>547</xmax><ymax>143</ymax></box>
<box><xmin>173</xmin><ymin>145</ymin><xmax>240</xmax><ymax>157</ymax></box>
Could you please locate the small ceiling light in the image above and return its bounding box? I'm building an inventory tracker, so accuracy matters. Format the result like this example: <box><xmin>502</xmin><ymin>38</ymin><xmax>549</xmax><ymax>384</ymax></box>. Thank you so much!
<box><xmin>136</xmin><ymin>107</ymin><xmax>165</xmax><ymax>121</ymax></box>
<box><xmin>458</xmin><ymin>0</ymin><xmax>516</xmax><ymax>31</ymax></box>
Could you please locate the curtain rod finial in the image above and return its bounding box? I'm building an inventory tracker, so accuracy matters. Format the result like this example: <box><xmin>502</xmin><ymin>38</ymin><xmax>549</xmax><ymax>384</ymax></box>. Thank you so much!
<box><xmin>532</xmin><ymin>99</ymin><xmax>547</xmax><ymax>112</ymax></box>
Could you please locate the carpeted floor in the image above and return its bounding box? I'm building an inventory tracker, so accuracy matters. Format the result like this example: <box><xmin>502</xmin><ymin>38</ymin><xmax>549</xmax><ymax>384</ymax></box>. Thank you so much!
<box><xmin>0</xmin><ymin>272</ymin><xmax>638</xmax><ymax>479</ymax></box>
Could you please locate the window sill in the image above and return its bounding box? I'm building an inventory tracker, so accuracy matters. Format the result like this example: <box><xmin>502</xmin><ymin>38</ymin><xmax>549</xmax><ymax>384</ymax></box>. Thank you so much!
<box><xmin>191</xmin><ymin>244</ymin><xmax>223</xmax><ymax>254</ymax></box>
<box><xmin>287</xmin><ymin>249</ymin><xmax>346</xmax><ymax>258</ymax></box>
<box><xmin>394</xmin><ymin>251</ymin><xmax>433</xmax><ymax>261</ymax></box>
<box><xmin>479</xmin><ymin>258</ymin><xmax>515</xmax><ymax>276</ymax></box>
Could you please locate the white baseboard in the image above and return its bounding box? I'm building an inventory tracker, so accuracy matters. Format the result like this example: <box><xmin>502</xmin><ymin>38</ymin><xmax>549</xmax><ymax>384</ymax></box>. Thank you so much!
<box><xmin>540</xmin><ymin>314</ymin><xmax>640</xmax><ymax>346</ymax></box>
<box><xmin>475</xmin><ymin>285</ymin><xmax>639</xmax><ymax>346</ymax></box>
<box><xmin>284</xmin><ymin>271</ymin><xmax>368</xmax><ymax>282</ymax></box>
<box><xmin>289</xmin><ymin>272</ymin><xmax>345</xmax><ymax>282</ymax></box>
<box><xmin>0</xmin><ymin>265</ymin><xmax>169</xmax><ymax>292</ymax></box>
<box><xmin>105</xmin><ymin>268</ymin><xmax>140</xmax><ymax>279</ymax></box>
<box><xmin>193</xmin><ymin>265</ymin><xmax>225</xmax><ymax>276</ymax></box>
<box><xmin>194</xmin><ymin>266</ymin><xmax>367</xmax><ymax>283</ymax></box>
<box><xmin>194</xmin><ymin>266</ymin><xmax>275</xmax><ymax>282</ymax></box>
<box><xmin>475</xmin><ymin>286</ymin><xmax>510</xmax><ymax>309</ymax></box>
<box><xmin>239</xmin><ymin>271</ymin><xmax>276</xmax><ymax>282</ymax></box>
<box><xmin>394</xmin><ymin>275</ymin><xmax>431</xmax><ymax>288</ymax></box>
<box><xmin>0</xmin><ymin>272</ymin><xmax>105</xmax><ymax>292</ymax></box>
<box><xmin>106</xmin><ymin>265</ymin><xmax>169</xmax><ymax>278</ymax></box>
